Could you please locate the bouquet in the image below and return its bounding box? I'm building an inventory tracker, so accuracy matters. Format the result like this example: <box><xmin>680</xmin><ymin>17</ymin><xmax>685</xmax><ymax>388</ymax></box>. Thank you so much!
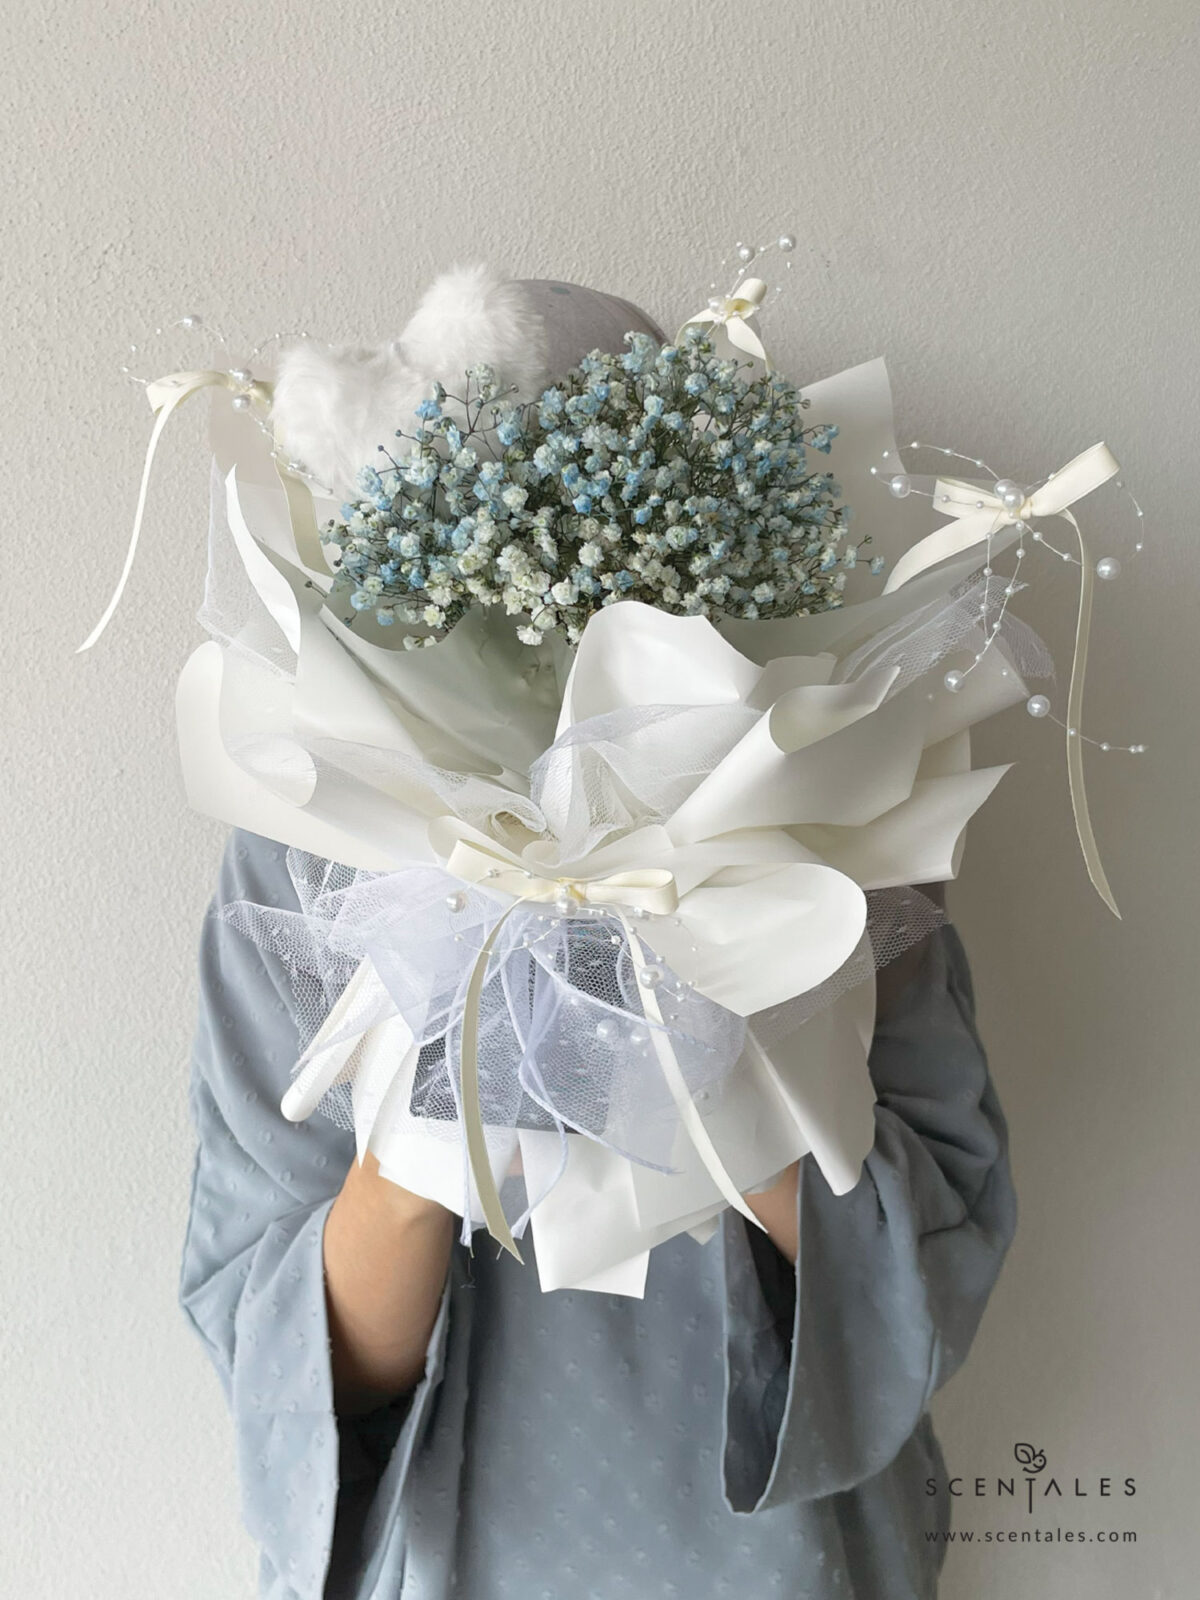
<box><xmin>80</xmin><ymin>256</ymin><xmax>1139</xmax><ymax>1295</ymax></box>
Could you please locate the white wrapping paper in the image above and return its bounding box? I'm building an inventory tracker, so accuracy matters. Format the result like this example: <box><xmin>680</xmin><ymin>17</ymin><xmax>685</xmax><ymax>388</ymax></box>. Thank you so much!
<box><xmin>174</xmin><ymin>354</ymin><xmax>1040</xmax><ymax>1295</ymax></box>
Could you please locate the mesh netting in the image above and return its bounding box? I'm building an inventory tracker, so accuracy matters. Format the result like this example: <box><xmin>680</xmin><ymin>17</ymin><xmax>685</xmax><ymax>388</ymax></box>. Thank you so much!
<box><xmin>834</xmin><ymin>568</ymin><xmax>1055</xmax><ymax>690</ymax></box>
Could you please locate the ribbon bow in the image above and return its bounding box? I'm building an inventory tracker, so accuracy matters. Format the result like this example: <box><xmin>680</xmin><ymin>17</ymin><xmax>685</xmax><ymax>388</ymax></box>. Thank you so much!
<box><xmin>76</xmin><ymin>369</ymin><xmax>277</xmax><ymax>654</ymax></box>
<box><xmin>436</xmin><ymin>835</ymin><xmax>764</xmax><ymax>1261</ymax></box>
<box><xmin>445</xmin><ymin>837</ymin><xmax>679</xmax><ymax>915</ymax></box>
<box><xmin>675</xmin><ymin>277</ymin><xmax>771</xmax><ymax>368</ymax></box>
<box><xmin>882</xmin><ymin>440</ymin><xmax>1122</xmax><ymax>917</ymax></box>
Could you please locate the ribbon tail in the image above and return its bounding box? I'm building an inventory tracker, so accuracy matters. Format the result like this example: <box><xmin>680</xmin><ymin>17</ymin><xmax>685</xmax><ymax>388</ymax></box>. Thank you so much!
<box><xmin>724</xmin><ymin>317</ymin><xmax>770</xmax><ymax>371</ymax></box>
<box><xmin>1061</xmin><ymin>510</ymin><xmax>1121</xmax><ymax>918</ymax></box>
<box><xmin>460</xmin><ymin>905</ymin><xmax>525</xmax><ymax>1262</ymax></box>
<box><xmin>673</xmin><ymin>310</ymin><xmax>718</xmax><ymax>346</ymax></box>
<box><xmin>77</xmin><ymin>379</ymin><xmax>210</xmax><ymax>652</ymax></box>
<box><xmin>617</xmin><ymin>913</ymin><xmax>766</xmax><ymax>1231</ymax></box>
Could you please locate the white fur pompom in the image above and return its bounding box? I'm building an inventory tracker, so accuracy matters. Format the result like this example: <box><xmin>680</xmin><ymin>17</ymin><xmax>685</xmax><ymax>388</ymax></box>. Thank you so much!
<box><xmin>269</xmin><ymin>265</ymin><xmax>548</xmax><ymax>498</ymax></box>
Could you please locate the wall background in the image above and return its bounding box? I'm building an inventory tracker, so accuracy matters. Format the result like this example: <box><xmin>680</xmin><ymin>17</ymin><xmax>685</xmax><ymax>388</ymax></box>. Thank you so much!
<box><xmin>3</xmin><ymin>2</ymin><xmax>1196</xmax><ymax>1595</ymax></box>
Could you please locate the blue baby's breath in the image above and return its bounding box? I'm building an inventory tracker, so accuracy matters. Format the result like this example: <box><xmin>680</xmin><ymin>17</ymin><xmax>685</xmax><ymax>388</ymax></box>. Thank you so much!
<box><xmin>322</xmin><ymin>330</ymin><xmax>867</xmax><ymax>647</ymax></box>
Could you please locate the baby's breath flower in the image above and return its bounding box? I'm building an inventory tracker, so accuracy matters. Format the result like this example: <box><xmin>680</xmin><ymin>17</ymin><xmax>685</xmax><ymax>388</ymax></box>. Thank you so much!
<box><xmin>324</xmin><ymin>334</ymin><xmax>863</xmax><ymax>644</ymax></box>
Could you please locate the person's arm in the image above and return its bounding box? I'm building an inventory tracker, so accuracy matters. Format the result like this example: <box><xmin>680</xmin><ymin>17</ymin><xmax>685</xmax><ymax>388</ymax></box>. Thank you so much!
<box><xmin>742</xmin><ymin>879</ymin><xmax>949</xmax><ymax>1264</ymax></box>
<box><xmin>720</xmin><ymin>880</ymin><xmax>1015</xmax><ymax>1514</ymax></box>
<box><xmin>179</xmin><ymin>828</ymin><xmax>459</xmax><ymax>1600</ymax></box>
<box><xmin>323</xmin><ymin>1152</ymin><xmax>455</xmax><ymax>1413</ymax></box>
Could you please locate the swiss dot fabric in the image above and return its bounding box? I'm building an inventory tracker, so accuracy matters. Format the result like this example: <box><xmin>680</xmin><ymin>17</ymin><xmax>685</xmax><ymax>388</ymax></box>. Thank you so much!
<box><xmin>180</xmin><ymin>828</ymin><xmax>1017</xmax><ymax>1599</ymax></box>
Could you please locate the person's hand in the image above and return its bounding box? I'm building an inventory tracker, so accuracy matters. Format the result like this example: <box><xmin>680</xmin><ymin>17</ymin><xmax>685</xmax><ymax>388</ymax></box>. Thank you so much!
<box><xmin>742</xmin><ymin>1160</ymin><xmax>800</xmax><ymax>1264</ymax></box>
<box><xmin>323</xmin><ymin>1152</ymin><xmax>456</xmax><ymax>1413</ymax></box>
<box><xmin>339</xmin><ymin>1149</ymin><xmax>454</xmax><ymax>1225</ymax></box>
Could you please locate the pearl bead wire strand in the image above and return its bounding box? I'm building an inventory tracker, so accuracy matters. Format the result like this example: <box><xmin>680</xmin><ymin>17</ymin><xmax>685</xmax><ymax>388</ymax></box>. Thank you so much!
<box><xmin>869</xmin><ymin>441</ymin><xmax>1147</xmax><ymax>755</ymax></box>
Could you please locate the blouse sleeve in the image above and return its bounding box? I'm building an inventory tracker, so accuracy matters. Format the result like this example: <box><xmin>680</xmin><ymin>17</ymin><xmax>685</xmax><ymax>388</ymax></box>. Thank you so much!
<box><xmin>178</xmin><ymin>828</ymin><xmax>454</xmax><ymax>1600</ymax></box>
<box><xmin>719</xmin><ymin>919</ymin><xmax>1018</xmax><ymax>1513</ymax></box>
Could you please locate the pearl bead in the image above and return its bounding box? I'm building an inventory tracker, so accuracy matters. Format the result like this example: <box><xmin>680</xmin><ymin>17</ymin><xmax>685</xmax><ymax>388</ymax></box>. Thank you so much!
<box><xmin>629</xmin><ymin>1026</ymin><xmax>649</xmax><ymax>1046</ymax></box>
<box><xmin>445</xmin><ymin>890</ymin><xmax>467</xmax><ymax>912</ymax></box>
<box><xmin>636</xmin><ymin>963</ymin><xmax>664</xmax><ymax>989</ymax></box>
<box><xmin>596</xmin><ymin>1018</ymin><xmax>619</xmax><ymax>1044</ymax></box>
<box><xmin>1100</xmin><ymin>742</ymin><xmax>1111</xmax><ymax>751</ymax></box>
<box><xmin>1026</xmin><ymin>694</ymin><xmax>1051</xmax><ymax>717</ymax></box>
<box><xmin>944</xmin><ymin>669</ymin><xmax>964</xmax><ymax>693</ymax></box>
<box><xmin>629</xmin><ymin>905</ymin><xmax>651</xmax><ymax>920</ymax></box>
<box><xmin>554</xmin><ymin>889</ymin><xmax>575</xmax><ymax>915</ymax></box>
<box><xmin>231</xmin><ymin>395</ymin><xmax>250</xmax><ymax>411</ymax></box>
<box><xmin>993</xmin><ymin>478</ymin><xmax>1024</xmax><ymax>512</ymax></box>
<box><xmin>778</xmin><ymin>234</ymin><xmax>795</xmax><ymax>252</ymax></box>
<box><xmin>1096</xmin><ymin>556</ymin><xmax>1121</xmax><ymax>580</ymax></box>
<box><xmin>737</xmin><ymin>244</ymin><xmax>755</xmax><ymax>264</ymax></box>
<box><xmin>1131</xmin><ymin>743</ymin><xmax>1146</xmax><ymax>753</ymax></box>
<box><xmin>229</xmin><ymin>367</ymin><xmax>253</xmax><ymax>386</ymax></box>
<box><xmin>887</xmin><ymin>473</ymin><xmax>911</xmax><ymax>498</ymax></box>
<box><xmin>707</xmin><ymin>296</ymin><xmax>724</xmax><ymax>315</ymax></box>
<box><xmin>179</xmin><ymin>314</ymin><xmax>201</xmax><ymax>331</ymax></box>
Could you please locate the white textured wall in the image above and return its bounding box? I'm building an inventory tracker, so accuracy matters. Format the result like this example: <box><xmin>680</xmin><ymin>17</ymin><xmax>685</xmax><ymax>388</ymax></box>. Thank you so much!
<box><xmin>4</xmin><ymin>3</ymin><xmax>1197</xmax><ymax>1595</ymax></box>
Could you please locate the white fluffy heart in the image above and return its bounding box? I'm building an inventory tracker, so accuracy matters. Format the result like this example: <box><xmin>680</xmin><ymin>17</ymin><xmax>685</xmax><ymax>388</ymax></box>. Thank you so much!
<box><xmin>269</xmin><ymin>264</ymin><xmax>548</xmax><ymax>497</ymax></box>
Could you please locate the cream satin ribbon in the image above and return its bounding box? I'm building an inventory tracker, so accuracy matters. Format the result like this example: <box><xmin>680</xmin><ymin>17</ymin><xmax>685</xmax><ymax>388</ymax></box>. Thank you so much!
<box><xmin>883</xmin><ymin>441</ymin><xmax>1122</xmax><ymax>916</ymax></box>
<box><xmin>676</xmin><ymin>277</ymin><xmax>771</xmax><ymax>369</ymax></box>
<box><xmin>75</xmin><ymin>368</ymin><xmax>303</xmax><ymax>653</ymax></box>
<box><xmin>442</xmin><ymin>836</ymin><xmax>766</xmax><ymax>1260</ymax></box>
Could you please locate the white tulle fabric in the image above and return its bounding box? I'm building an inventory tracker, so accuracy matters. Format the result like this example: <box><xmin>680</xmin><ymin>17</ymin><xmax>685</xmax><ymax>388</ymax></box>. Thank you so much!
<box><xmin>180</xmin><ymin>356</ymin><xmax>1053</xmax><ymax>1295</ymax></box>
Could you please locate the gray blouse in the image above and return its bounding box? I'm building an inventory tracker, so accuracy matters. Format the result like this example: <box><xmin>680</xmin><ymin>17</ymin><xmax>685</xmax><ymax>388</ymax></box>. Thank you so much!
<box><xmin>180</xmin><ymin>828</ymin><xmax>1017</xmax><ymax>1600</ymax></box>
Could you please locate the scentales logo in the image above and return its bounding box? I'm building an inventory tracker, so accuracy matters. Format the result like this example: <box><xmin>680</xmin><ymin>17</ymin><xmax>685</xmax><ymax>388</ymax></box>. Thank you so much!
<box><xmin>926</xmin><ymin>1444</ymin><xmax>1138</xmax><ymax>1515</ymax></box>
